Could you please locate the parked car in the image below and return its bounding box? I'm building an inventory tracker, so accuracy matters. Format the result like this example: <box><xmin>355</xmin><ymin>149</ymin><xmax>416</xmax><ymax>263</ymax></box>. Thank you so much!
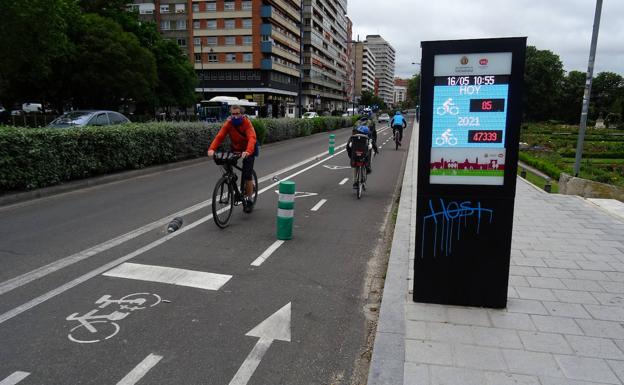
<box><xmin>378</xmin><ymin>113</ymin><xmax>390</xmax><ymax>123</ymax></box>
<box><xmin>302</xmin><ymin>112</ymin><xmax>319</xmax><ymax>119</ymax></box>
<box><xmin>47</xmin><ymin>110</ymin><xmax>130</xmax><ymax>128</ymax></box>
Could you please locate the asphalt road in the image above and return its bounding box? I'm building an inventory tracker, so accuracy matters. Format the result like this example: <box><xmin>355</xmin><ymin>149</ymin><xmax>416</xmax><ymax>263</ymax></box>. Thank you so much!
<box><xmin>0</xmin><ymin>118</ymin><xmax>413</xmax><ymax>385</ymax></box>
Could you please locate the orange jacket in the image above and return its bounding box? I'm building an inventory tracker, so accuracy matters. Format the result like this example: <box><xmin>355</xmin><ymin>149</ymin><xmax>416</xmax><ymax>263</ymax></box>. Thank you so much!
<box><xmin>208</xmin><ymin>117</ymin><xmax>257</xmax><ymax>154</ymax></box>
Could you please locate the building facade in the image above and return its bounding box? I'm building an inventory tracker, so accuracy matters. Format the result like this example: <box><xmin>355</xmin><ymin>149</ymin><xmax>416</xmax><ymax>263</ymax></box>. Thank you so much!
<box><xmin>133</xmin><ymin>0</ymin><xmax>302</xmax><ymax>118</ymax></box>
<box><xmin>301</xmin><ymin>0</ymin><xmax>350</xmax><ymax>113</ymax></box>
<box><xmin>352</xmin><ymin>41</ymin><xmax>375</xmax><ymax>100</ymax></box>
<box><xmin>365</xmin><ymin>35</ymin><xmax>395</xmax><ymax>106</ymax></box>
<box><xmin>394</xmin><ymin>77</ymin><xmax>408</xmax><ymax>104</ymax></box>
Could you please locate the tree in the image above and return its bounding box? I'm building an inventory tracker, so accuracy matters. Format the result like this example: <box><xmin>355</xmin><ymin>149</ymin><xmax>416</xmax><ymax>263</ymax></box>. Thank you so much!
<box><xmin>523</xmin><ymin>46</ymin><xmax>565</xmax><ymax>121</ymax></box>
<box><xmin>360</xmin><ymin>90</ymin><xmax>386</xmax><ymax>111</ymax></box>
<box><xmin>558</xmin><ymin>70</ymin><xmax>585</xmax><ymax>124</ymax></box>
<box><xmin>68</xmin><ymin>14</ymin><xmax>157</xmax><ymax>110</ymax></box>
<box><xmin>407</xmin><ymin>73</ymin><xmax>421</xmax><ymax>107</ymax></box>
<box><xmin>591</xmin><ymin>71</ymin><xmax>624</xmax><ymax>121</ymax></box>
<box><xmin>0</xmin><ymin>0</ymin><xmax>79</xmax><ymax>109</ymax></box>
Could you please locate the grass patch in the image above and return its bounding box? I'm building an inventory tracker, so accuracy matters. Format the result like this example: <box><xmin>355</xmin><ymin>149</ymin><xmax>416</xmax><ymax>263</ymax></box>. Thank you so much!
<box><xmin>518</xmin><ymin>168</ymin><xmax>559</xmax><ymax>193</ymax></box>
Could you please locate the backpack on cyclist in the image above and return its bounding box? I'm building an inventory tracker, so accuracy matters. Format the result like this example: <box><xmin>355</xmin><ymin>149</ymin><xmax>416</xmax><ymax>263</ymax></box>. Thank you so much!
<box><xmin>349</xmin><ymin>134</ymin><xmax>369</xmax><ymax>167</ymax></box>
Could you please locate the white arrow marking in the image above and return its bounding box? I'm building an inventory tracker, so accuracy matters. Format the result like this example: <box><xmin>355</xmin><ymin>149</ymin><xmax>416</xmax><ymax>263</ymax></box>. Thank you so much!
<box><xmin>0</xmin><ymin>372</ymin><xmax>30</xmax><ymax>385</ymax></box>
<box><xmin>273</xmin><ymin>190</ymin><xmax>318</xmax><ymax>199</ymax></box>
<box><xmin>228</xmin><ymin>303</ymin><xmax>291</xmax><ymax>385</ymax></box>
<box><xmin>116</xmin><ymin>353</ymin><xmax>163</xmax><ymax>385</ymax></box>
<box><xmin>323</xmin><ymin>165</ymin><xmax>350</xmax><ymax>170</ymax></box>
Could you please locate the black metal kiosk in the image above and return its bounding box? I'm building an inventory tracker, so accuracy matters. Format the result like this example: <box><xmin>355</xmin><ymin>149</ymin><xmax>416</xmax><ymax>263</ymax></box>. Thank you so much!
<box><xmin>414</xmin><ymin>37</ymin><xmax>526</xmax><ymax>309</ymax></box>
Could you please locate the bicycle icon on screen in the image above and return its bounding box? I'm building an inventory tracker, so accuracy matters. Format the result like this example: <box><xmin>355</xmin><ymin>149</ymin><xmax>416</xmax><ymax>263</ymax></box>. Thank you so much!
<box><xmin>435</xmin><ymin>129</ymin><xmax>458</xmax><ymax>146</ymax></box>
<box><xmin>436</xmin><ymin>98</ymin><xmax>459</xmax><ymax>116</ymax></box>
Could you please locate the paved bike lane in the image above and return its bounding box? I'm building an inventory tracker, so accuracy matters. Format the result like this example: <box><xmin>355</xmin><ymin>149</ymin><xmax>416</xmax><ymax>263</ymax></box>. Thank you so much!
<box><xmin>0</xmin><ymin>122</ymin><xmax>412</xmax><ymax>384</ymax></box>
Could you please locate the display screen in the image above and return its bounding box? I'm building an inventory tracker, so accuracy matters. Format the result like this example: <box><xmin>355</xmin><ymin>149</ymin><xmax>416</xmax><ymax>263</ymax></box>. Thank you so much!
<box><xmin>468</xmin><ymin>130</ymin><xmax>503</xmax><ymax>143</ymax></box>
<box><xmin>430</xmin><ymin>52</ymin><xmax>512</xmax><ymax>185</ymax></box>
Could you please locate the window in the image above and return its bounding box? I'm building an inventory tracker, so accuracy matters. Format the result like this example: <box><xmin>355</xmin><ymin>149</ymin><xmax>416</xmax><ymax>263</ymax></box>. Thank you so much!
<box><xmin>207</xmin><ymin>20</ymin><xmax>217</xmax><ymax>29</ymax></box>
<box><xmin>226</xmin><ymin>54</ymin><xmax>236</xmax><ymax>62</ymax></box>
<box><xmin>160</xmin><ymin>4</ymin><xmax>169</xmax><ymax>13</ymax></box>
<box><xmin>195</xmin><ymin>53</ymin><xmax>202</xmax><ymax>63</ymax></box>
<box><xmin>192</xmin><ymin>3</ymin><xmax>199</xmax><ymax>12</ymax></box>
<box><xmin>177</xmin><ymin>38</ymin><xmax>186</xmax><ymax>47</ymax></box>
<box><xmin>225</xmin><ymin>36</ymin><xmax>236</xmax><ymax>45</ymax></box>
<box><xmin>241</xmin><ymin>1</ymin><xmax>252</xmax><ymax>10</ymax></box>
<box><xmin>224</xmin><ymin>1</ymin><xmax>235</xmax><ymax>11</ymax></box>
<box><xmin>243</xmin><ymin>53</ymin><xmax>252</xmax><ymax>62</ymax></box>
<box><xmin>242</xmin><ymin>19</ymin><xmax>252</xmax><ymax>28</ymax></box>
<box><xmin>90</xmin><ymin>113</ymin><xmax>109</xmax><ymax>126</ymax></box>
<box><xmin>139</xmin><ymin>3</ymin><xmax>155</xmax><ymax>14</ymax></box>
<box><xmin>208</xmin><ymin>54</ymin><xmax>218</xmax><ymax>63</ymax></box>
<box><xmin>194</xmin><ymin>37</ymin><xmax>201</xmax><ymax>46</ymax></box>
<box><xmin>243</xmin><ymin>36</ymin><xmax>252</xmax><ymax>45</ymax></box>
<box><xmin>160</xmin><ymin>20</ymin><xmax>171</xmax><ymax>30</ymax></box>
<box><xmin>176</xmin><ymin>20</ymin><xmax>187</xmax><ymax>30</ymax></box>
<box><xmin>108</xmin><ymin>112</ymin><xmax>128</xmax><ymax>125</ymax></box>
<box><xmin>175</xmin><ymin>3</ymin><xmax>185</xmax><ymax>13</ymax></box>
<box><xmin>206</xmin><ymin>2</ymin><xmax>216</xmax><ymax>11</ymax></box>
<box><xmin>207</xmin><ymin>36</ymin><xmax>217</xmax><ymax>45</ymax></box>
<box><xmin>193</xmin><ymin>20</ymin><xmax>200</xmax><ymax>29</ymax></box>
<box><xmin>224</xmin><ymin>19</ymin><xmax>235</xmax><ymax>29</ymax></box>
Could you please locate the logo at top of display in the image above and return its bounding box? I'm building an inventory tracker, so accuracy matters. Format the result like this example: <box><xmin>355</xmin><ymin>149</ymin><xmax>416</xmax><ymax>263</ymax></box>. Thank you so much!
<box><xmin>479</xmin><ymin>58</ymin><xmax>489</xmax><ymax>66</ymax></box>
<box><xmin>460</xmin><ymin>56</ymin><xmax>469</xmax><ymax>65</ymax></box>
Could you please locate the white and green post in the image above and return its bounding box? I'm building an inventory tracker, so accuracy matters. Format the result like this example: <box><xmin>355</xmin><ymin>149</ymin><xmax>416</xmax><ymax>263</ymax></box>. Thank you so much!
<box><xmin>277</xmin><ymin>180</ymin><xmax>295</xmax><ymax>240</ymax></box>
<box><xmin>329</xmin><ymin>134</ymin><xmax>336</xmax><ymax>155</ymax></box>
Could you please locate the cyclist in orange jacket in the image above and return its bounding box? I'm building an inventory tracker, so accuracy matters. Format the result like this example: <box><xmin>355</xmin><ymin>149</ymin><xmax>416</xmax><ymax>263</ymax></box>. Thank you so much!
<box><xmin>207</xmin><ymin>105</ymin><xmax>257</xmax><ymax>212</ymax></box>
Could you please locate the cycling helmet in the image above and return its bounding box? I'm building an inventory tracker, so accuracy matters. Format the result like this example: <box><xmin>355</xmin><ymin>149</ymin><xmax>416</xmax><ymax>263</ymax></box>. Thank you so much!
<box><xmin>395</xmin><ymin>111</ymin><xmax>401</xmax><ymax>115</ymax></box>
<box><xmin>356</xmin><ymin>125</ymin><xmax>370</xmax><ymax>135</ymax></box>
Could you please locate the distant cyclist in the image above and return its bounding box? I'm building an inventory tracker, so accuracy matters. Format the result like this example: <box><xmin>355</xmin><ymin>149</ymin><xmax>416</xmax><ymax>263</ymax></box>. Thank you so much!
<box><xmin>390</xmin><ymin>111</ymin><xmax>407</xmax><ymax>145</ymax></box>
<box><xmin>207</xmin><ymin>105</ymin><xmax>258</xmax><ymax>213</ymax></box>
<box><xmin>357</xmin><ymin>114</ymin><xmax>378</xmax><ymax>155</ymax></box>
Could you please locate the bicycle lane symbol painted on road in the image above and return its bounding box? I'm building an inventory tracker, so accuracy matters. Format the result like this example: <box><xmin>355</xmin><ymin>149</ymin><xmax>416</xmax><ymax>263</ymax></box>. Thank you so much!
<box><xmin>66</xmin><ymin>293</ymin><xmax>161</xmax><ymax>344</ymax></box>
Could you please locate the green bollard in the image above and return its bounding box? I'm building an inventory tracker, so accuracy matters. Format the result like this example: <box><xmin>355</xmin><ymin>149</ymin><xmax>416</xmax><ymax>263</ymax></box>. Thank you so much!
<box><xmin>329</xmin><ymin>134</ymin><xmax>336</xmax><ymax>155</ymax></box>
<box><xmin>277</xmin><ymin>180</ymin><xmax>295</xmax><ymax>240</ymax></box>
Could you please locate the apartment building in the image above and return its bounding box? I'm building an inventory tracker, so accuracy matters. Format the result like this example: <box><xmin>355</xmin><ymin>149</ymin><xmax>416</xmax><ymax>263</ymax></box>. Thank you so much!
<box><xmin>394</xmin><ymin>77</ymin><xmax>408</xmax><ymax>104</ymax></box>
<box><xmin>301</xmin><ymin>0</ymin><xmax>350</xmax><ymax>112</ymax></box>
<box><xmin>131</xmin><ymin>0</ymin><xmax>193</xmax><ymax>57</ymax></box>
<box><xmin>132</xmin><ymin>0</ymin><xmax>302</xmax><ymax>117</ymax></box>
<box><xmin>365</xmin><ymin>35</ymin><xmax>395</xmax><ymax>106</ymax></box>
<box><xmin>352</xmin><ymin>41</ymin><xmax>375</xmax><ymax>100</ymax></box>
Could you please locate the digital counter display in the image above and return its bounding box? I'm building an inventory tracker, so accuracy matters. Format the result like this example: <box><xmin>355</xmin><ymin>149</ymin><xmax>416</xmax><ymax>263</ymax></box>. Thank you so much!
<box><xmin>430</xmin><ymin>52</ymin><xmax>512</xmax><ymax>185</ymax></box>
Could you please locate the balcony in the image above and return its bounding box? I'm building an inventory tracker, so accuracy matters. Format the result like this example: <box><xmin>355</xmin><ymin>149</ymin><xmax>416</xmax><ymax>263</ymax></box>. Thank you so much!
<box><xmin>261</xmin><ymin>6</ymin><xmax>300</xmax><ymax>36</ymax></box>
<box><xmin>261</xmin><ymin>42</ymin><xmax>299</xmax><ymax>63</ymax></box>
<box><xmin>261</xmin><ymin>59</ymin><xmax>300</xmax><ymax>77</ymax></box>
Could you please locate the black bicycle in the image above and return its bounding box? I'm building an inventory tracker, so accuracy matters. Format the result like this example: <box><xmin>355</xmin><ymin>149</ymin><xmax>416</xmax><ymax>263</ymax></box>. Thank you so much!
<box><xmin>212</xmin><ymin>152</ymin><xmax>258</xmax><ymax>228</ymax></box>
<box><xmin>393</xmin><ymin>126</ymin><xmax>401</xmax><ymax>150</ymax></box>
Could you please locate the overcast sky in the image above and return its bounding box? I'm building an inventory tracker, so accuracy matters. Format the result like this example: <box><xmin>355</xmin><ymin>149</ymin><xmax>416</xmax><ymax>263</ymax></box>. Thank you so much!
<box><xmin>347</xmin><ymin>0</ymin><xmax>623</xmax><ymax>79</ymax></box>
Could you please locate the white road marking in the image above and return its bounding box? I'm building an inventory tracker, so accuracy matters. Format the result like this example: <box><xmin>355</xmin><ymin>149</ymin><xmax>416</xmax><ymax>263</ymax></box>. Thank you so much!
<box><xmin>0</xmin><ymin>372</ymin><xmax>30</xmax><ymax>385</ymax></box>
<box><xmin>251</xmin><ymin>241</ymin><xmax>285</xmax><ymax>267</ymax></box>
<box><xmin>339</xmin><ymin>178</ymin><xmax>349</xmax><ymax>185</ymax></box>
<box><xmin>116</xmin><ymin>353</ymin><xmax>163</xmax><ymax>385</ymax></box>
<box><xmin>273</xmin><ymin>191</ymin><xmax>318</xmax><ymax>199</ymax></box>
<box><xmin>0</xmin><ymin>141</ymin><xmax>351</xmax><ymax>296</ymax></box>
<box><xmin>103</xmin><ymin>263</ymin><xmax>231</xmax><ymax>291</ymax></box>
<box><xmin>228</xmin><ymin>303</ymin><xmax>291</xmax><ymax>385</ymax></box>
<box><xmin>322</xmin><ymin>165</ymin><xmax>350</xmax><ymax>170</ymax></box>
<box><xmin>0</xmin><ymin>146</ymin><xmax>350</xmax><ymax>325</ymax></box>
<box><xmin>310</xmin><ymin>199</ymin><xmax>327</xmax><ymax>212</ymax></box>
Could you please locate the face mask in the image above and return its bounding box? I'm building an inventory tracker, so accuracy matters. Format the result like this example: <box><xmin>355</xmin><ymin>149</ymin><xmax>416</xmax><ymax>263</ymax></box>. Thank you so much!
<box><xmin>231</xmin><ymin>116</ymin><xmax>243</xmax><ymax>126</ymax></box>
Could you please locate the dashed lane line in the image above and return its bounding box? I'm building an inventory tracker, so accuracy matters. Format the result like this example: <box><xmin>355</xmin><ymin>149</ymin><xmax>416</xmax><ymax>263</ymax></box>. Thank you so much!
<box><xmin>310</xmin><ymin>199</ymin><xmax>328</xmax><ymax>212</ymax></box>
<box><xmin>0</xmin><ymin>372</ymin><xmax>30</xmax><ymax>385</ymax></box>
<box><xmin>116</xmin><ymin>354</ymin><xmax>163</xmax><ymax>385</ymax></box>
<box><xmin>250</xmin><ymin>241</ymin><xmax>285</xmax><ymax>267</ymax></box>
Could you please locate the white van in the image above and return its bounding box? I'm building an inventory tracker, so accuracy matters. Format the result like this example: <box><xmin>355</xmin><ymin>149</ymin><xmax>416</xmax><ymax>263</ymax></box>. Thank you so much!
<box><xmin>22</xmin><ymin>103</ymin><xmax>43</xmax><ymax>113</ymax></box>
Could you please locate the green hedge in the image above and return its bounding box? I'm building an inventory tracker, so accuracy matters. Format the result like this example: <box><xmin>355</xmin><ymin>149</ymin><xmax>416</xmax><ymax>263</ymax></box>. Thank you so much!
<box><xmin>518</xmin><ymin>151</ymin><xmax>564</xmax><ymax>180</ymax></box>
<box><xmin>0</xmin><ymin>116</ymin><xmax>353</xmax><ymax>192</ymax></box>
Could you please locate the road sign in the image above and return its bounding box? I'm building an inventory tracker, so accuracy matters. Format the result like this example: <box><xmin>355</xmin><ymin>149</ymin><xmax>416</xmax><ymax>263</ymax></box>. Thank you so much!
<box><xmin>415</xmin><ymin>37</ymin><xmax>526</xmax><ymax>308</ymax></box>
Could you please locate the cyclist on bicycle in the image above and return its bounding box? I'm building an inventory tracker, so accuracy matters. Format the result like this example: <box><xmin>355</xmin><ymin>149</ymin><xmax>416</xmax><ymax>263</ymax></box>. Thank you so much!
<box><xmin>347</xmin><ymin>125</ymin><xmax>373</xmax><ymax>188</ymax></box>
<box><xmin>357</xmin><ymin>114</ymin><xmax>378</xmax><ymax>155</ymax></box>
<box><xmin>390</xmin><ymin>111</ymin><xmax>407</xmax><ymax>145</ymax></box>
<box><xmin>207</xmin><ymin>105</ymin><xmax>257</xmax><ymax>213</ymax></box>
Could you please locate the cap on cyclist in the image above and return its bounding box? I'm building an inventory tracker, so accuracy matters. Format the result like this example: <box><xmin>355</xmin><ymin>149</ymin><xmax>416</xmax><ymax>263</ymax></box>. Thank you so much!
<box><xmin>356</xmin><ymin>125</ymin><xmax>370</xmax><ymax>135</ymax></box>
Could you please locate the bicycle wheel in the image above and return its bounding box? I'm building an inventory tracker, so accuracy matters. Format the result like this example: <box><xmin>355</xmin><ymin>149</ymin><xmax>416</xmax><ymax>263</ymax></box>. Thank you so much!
<box><xmin>395</xmin><ymin>135</ymin><xmax>399</xmax><ymax>150</ymax></box>
<box><xmin>357</xmin><ymin>167</ymin><xmax>363</xmax><ymax>199</ymax></box>
<box><xmin>212</xmin><ymin>176</ymin><xmax>234</xmax><ymax>228</ymax></box>
<box><xmin>448</xmin><ymin>137</ymin><xmax>458</xmax><ymax>146</ymax></box>
<box><xmin>435</xmin><ymin>137</ymin><xmax>445</xmax><ymax>146</ymax></box>
<box><xmin>250</xmin><ymin>170</ymin><xmax>259</xmax><ymax>204</ymax></box>
<box><xmin>68</xmin><ymin>321</ymin><xmax>120</xmax><ymax>344</ymax></box>
<box><xmin>449</xmin><ymin>106</ymin><xmax>459</xmax><ymax>115</ymax></box>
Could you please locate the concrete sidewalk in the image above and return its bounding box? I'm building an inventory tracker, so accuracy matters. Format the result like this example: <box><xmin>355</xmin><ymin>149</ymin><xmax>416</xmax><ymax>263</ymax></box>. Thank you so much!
<box><xmin>368</xmin><ymin>124</ymin><xmax>624</xmax><ymax>384</ymax></box>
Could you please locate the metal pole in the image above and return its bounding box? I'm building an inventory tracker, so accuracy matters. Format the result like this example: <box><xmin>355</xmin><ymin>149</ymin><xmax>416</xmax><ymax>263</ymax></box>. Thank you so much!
<box><xmin>298</xmin><ymin>0</ymin><xmax>303</xmax><ymax>118</ymax></box>
<box><xmin>573</xmin><ymin>0</ymin><xmax>603</xmax><ymax>177</ymax></box>
<box><xmin>200</xmin><ymin>38</ymin><xmax>206</xmax><ymax>100</ymax></box>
